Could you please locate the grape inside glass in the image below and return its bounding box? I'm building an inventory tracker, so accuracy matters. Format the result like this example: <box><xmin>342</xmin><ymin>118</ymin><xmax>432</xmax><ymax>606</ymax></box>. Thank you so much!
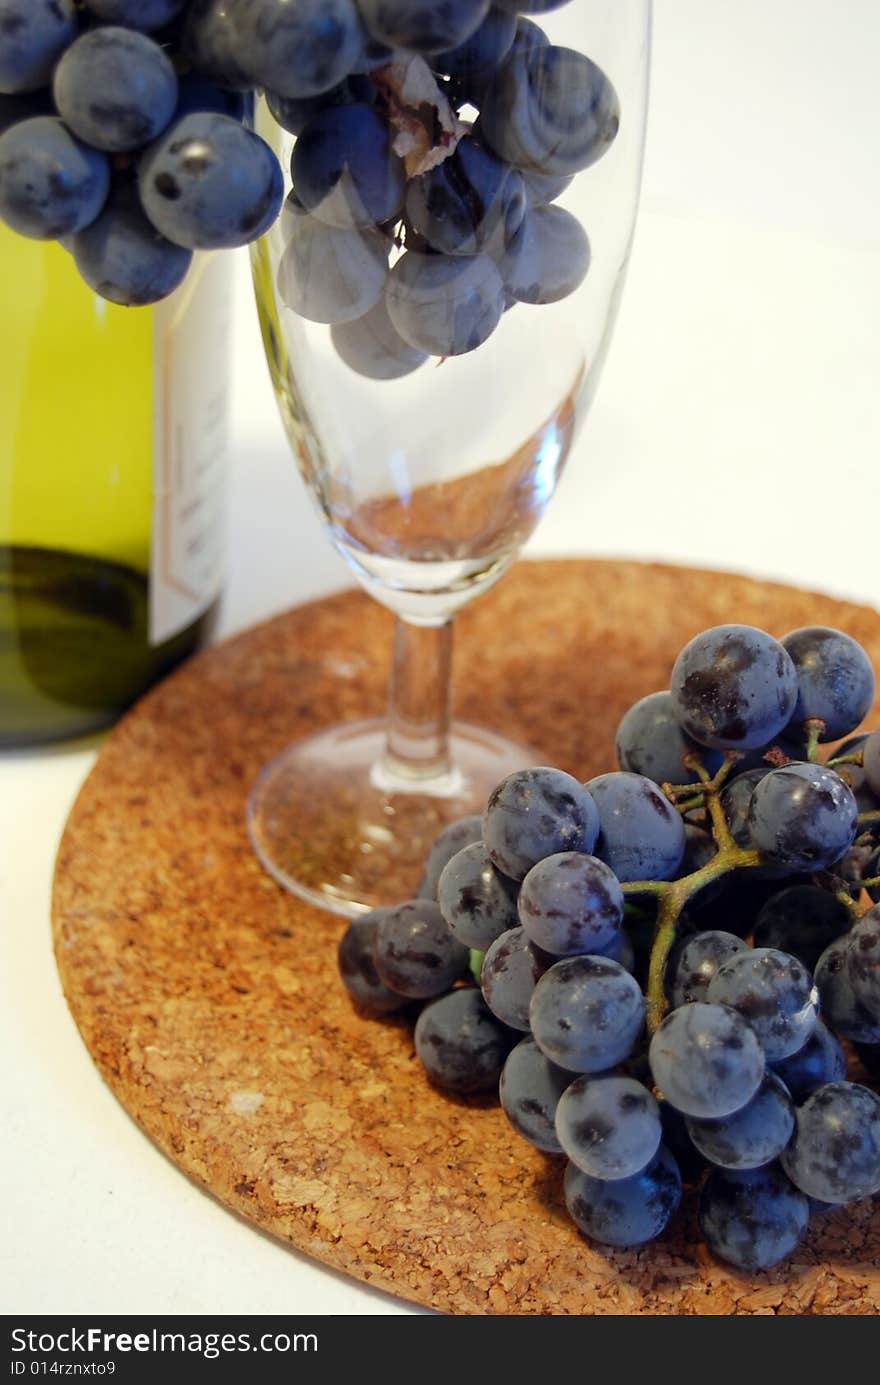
<box><xmin>248</xmin><ymin>0</ymin><xmax>652</xmax><ymax>915</ymax></box>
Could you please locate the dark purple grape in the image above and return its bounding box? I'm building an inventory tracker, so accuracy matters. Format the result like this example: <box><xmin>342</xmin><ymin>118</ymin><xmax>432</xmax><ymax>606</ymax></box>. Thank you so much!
<box><xmin>277</xmin><ymin>215</ymin><xmax>388</xmax><ymax>324</ymax></box>
<box><xmin>0</xmin><ymin>115</ymin><xmax>108</xmax><ymax>239</ymax></box>
<box><xmin>140</xmin><ymin>113</ymin><xmax>283</xmax><ymax>250</ymax></box>
<box><xmin>564</xmin><ymin>1146</ymin><xmax>682</xmax><ymax>1249</ymax></box>
<box><xmin>498</xmin><ymin>204</ymin><xmax>589</xmax><ymax>305</ymax></box>
<box><xmin>499</xmin><ymin>1035</ymin><xmax>571</xmax><ymax>1152</ymax></box>
<box><xmin>480</xmin><ymin>925</ymin><xmax>550</xmax><ymax>1030</ymax></box>
<box><xmin>71</xmin><ymin>188</ymin><xmax>192</xmax><ymax>306</ymax></box>
<box><xmin>720</xmin><ymin>768</ymin><xmax>772</xmax><ymax>849</ymax></box>
<box><xmin>585</xmin><ymin>771</ymin><xmax>686</xmax><ymax>882</ymax></box>
<box><xmin>670</xmin><ymin>625</ymin><xmax>798</xmax><ymax>752</ymax></box>
<box><xmin>555</xmin><ymin>1074</ymin><xmax>661</xmax><ymax>1181</ymax></box>
<box><xmin>685</xmin><ymin>1072</ymin><xmax>795</xmax><ymax>1171</ymax></box>
<box><xmin>781</xmin><ymin>1081</ymin><xmax>880</xmax><ymax>1204</ymax></box>
<box><xmin>266</xmin><ymin>78</ymin><xmax>364</xmax><ymax>136</ymax></box>
<box><xmin>414</xmin><ymin>986</ymin><xmax>513</xmax><ymax>1093</ymax></box>
<box><xmin>0</xmin><ymin>0</ymin><xmax>77</xmax><ymax>95</ymax></box>
<box><xmin>770</xmin><ymin>1020</ymin><xmax>847</xmax><ymax>1102</ymax></box>
<box><xmin>781</xmin><ymin>626</ymin><xmax>875</xmax><ymax>742</ymax></box>
<box><xmin>292</xmin><ymin>104</ymin><xmax>405</xmax><ymax>230</ymax></box>
<box><xmin>530</xmin><ymin>955</ymin><xmax>644</xmax><ymax>1074</ymax></box>
<box><xmin>434</xmin><ymin>7</ymin><xmax>516</xmax><ymax>79</ymax></box>
<box><xmin>815</xmin><ymin>935</ymin><xmax>880</xmax><ymax>1044</ymax></box>
<box><xmin>616</xmin><ymin>690</ymin><xmax>724</xmax><ymax>787</ymax></box>
<box><xmin>481</xmin><ymin>767</ymin><xmax>600</xmax><ymax>882</ymax></box>
<box><xmin>373</xmin><ymin>900</ymin><xmax>468</xmax><ymax>999</ymax></box>
<box><xmin>665</xmin><ymin>930</ymin><xmax>748</xmax><ymax>1010</ymax></box>
<box><xmin>386</xmin><ymin>248</ymin><xmax>505</xmax><ymax>357</ymax></box>
<box><xmin>658</xmin><ymin>1099</ymin><xmax>707</xmax><ymax>1184</ymax></box>
<box><xmin>358</xmin><ymin>0</ymin><xmax>490</xmax><ymax>53</ymax></box>
<box><xmin>418</xmin><ymin>816</ymin><xmax>484</xmax><ymax>901</ymax></box>
<box><xmin>481</xmin><ymin>45</ymin><xmax>619</xmax><ymax>176</ymax></box>
<box><xmin>677</xmin><ymin>825</ymin><xmax>718</xmax><ymax>879</ymax></box>
<box><xmin>181</xmin><ymin>0</ymin><xmax>253</xmax><ymax>91</ymax></box>
<box><xmin>517</xmin><ymin>851</ymin><xmax>623</xmax><ymax>958</ymax></box>
<box><xmin>753</xmin><ymin>885</ymin><xmax>852</xmax><ymax>972</ymax></box>
<box><xmin>331</xmin><ymin>295</ymin><xmax>429</xmax><ymax>380</ymax></box>
<box><xmin>747</xmin><ymin>763</ymin><xmax>858</xmax><ymax>872</ymax></box>
<box><xmin>699</xmin><ymin>1164</ymin><xmax>809</xmax><ymax>1270</ymax></box>
<box><xmin>648</xmin><ymin>1002</ymin><xmax>765</xmax><ymax>1119</ymax></box>
<box><xmin>507</xmin><ymin>17</ymin><xmax>550</xmax><ymax>59</ymax></box>
<box><xmin>705</xmin><ymin>947</ymin><xmax>818</xmax><ymax>1062</ymax></box>
<box><xmin>846</xmin><ymin>907</ymin><xmax>880</xmax><ymax>1019</ymax></box>
<box><xmin>405</xmin><ymin>136</ymin><xmax>525</xmax><ymax>257</ymax></box>
<box><xmin>234</xmin><ymin>0</ymin><xmax>365</xmax><ymax>99</ymax></box>
<box><xmin>53</xmin><ymin>28</ymin><xmax>178</xmax><ymax>153</ymax></box>
<box><xmin>337</xmin><ymin>909</ymin><xmax>408</xmax><ymax>1012</ymax></box>
<box><xmin>437</xmin><ymin>841</ymin><xmax>519</xmax><ymax>950</ymax></box>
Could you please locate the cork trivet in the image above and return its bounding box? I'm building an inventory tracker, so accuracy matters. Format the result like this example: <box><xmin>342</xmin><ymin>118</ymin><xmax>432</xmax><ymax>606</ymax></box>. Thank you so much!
<box><xmin>52</xmin><ymin>559</ymin><xmax>880</xmax><ymax>1316</ymax></box>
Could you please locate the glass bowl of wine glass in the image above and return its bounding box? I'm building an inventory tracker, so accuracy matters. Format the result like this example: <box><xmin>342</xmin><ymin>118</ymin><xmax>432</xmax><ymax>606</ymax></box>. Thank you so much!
<box><xmin>247</xmin><ymin>0</ymin><xmax>652</xmax><ymax>916</ymax></box>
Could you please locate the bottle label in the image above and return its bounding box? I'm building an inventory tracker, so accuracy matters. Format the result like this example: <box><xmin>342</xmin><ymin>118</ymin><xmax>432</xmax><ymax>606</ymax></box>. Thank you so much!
<box><xmin>149</xmin><ymin>253</ymin><xmax>230</xmax><ymax>647</ymax></box>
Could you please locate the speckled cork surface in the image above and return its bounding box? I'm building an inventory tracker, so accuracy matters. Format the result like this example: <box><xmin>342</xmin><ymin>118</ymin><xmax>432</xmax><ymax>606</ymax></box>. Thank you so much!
<box><xmin>53</xmin><ymin>559</ymin><xmax>880</xmax><ymax>1315</ymax></box>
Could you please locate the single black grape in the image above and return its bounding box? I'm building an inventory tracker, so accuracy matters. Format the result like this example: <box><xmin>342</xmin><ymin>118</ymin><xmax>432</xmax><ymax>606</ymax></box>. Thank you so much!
<box><xmin>517</xmin><ymin>851</ymin><xmax>623</xmax><ymax>958</ymax></box>
<box><xmin>53</xmin><ymin>28</ymin><xmax>178</xmax><ymax>153</ymax></box>
<box><xmin>615</xmin><ymin>690</ymin><xmax>723</xmax><ymax>787</ymax></box>
<box><xmin>480</xmin><ymin>45</ymin><xmax>619</xmax><ymax>176</ymax></box>
<box><xmin>481</xmin><ymin>767</ymin><xmax>600</xmax><ymax>882</ymax></box>
<box><xmin>481</xmin><ymin>926</ymin><xmax>550</xmax><ymax>1029</ymax></box>
<box><xmin>373</xmin><ymin>899</ymin><xmax>468</xmax><ymax>999</ymax></box>
<box><xmin>670</xmin><ymin>624</ymin><xmax>798</xmax><ymax>752</ymax></box>
<box><xmin>433</xmin><ymin>7</ymin><xmax>516</xmax><ymax>80</ymax></box>
<box><xmin>292</xmin><ymin>104</ymin><xmax>405</xmax><ymax>231</ymax></box>
<box><xmin>331</xmin><ymin>296</ymin><xmax>429</xmax><ymax>380</ymax></box>
<box><xmin>781</xmin><ymin>1081</ymin><xmax>880</xmax><ymax>1204</ymax></box>
<box><xmin>699</xmin><ymin>1164</ymin><xmax>810</xmax><ymax>1270</ymax></box>
<box><xmin>337</xmin><ymin>909</ymin><xmax>408</xmax><ymax>1013</ymax></box>
<box><xmin>437</xmin><ymin>841</ymin><xmax>519</xmax><ymax>950</ymax></box>
<box><xmin>140</xmin><ymin>113</ymin><xmax>283</xmax><ymax>250</ymax></box>
<box><xmin>405</xmin><ymin>136</ymin><xmax>525</xmax><ymax>257</ymax></box>
<box><xmin>585</xmin><ymin>771</ymin><xmax>686</xmax><ymax>882</ymax></box>
<box><xmin>414</xmin><ymin>987</ymin><xmax>513</xmax><ymax>1093</ymax></box>
<box><xmin>234</xmin><ymin>0</ymin><xmax>365</xmax><ymax>99</ymax></box>
<box><xmin>529</xmin><ymin>955</ymin><xmax>644</xmax><ymax>1074</ymax></box>
<box><xmin>753</xmin><ymin>884</ymin><xmax>852</xmax><ymax>972</ymax></box>
<box><xmin>815</xmin><ymin>936</ymin><xmax>880</xmax><ymax>1044</ymax></box>
<box><xmin>685</xmin><ymin>1072</ymin><xmax>795</xmax><ymax>1171</ymax></box>
<box><xmin>0</xmin><ymin>0</ymin><xmax>77</xmax><ymax>95</ymax></box>
<box><xmin>555</xmin><ymin>1074</ymin><xmax>661</xmax><ymax>1181</ymax></box>
<box><xmin>277</xmin><ymin>215</ymin><xmax>388</xmax><ymax>324</ymax></box>
<box><xmin>781</xmin><ymin>626</ymin><xmax>875</xmax><ymax>742</ymax></box>
<box><xmin>748</xmin><ymin>763</ymin><xmax>858</xmax><ymax>873</ymax></box>
<box><xmin>421</xmin><ymin>816</ymin><xmax>484</xmax><ymax>901</ymax></box>
<box><xmin>72</xmin><ymin>188</ymin><xmax>192</xmax><ymax>306</ymax></box>
<box><xmin>564</xmin><ymin>1146</ymin><xmax>682</xmax><ymax>1249</ymax></box>
<box><xmin>499</xmin><ymin>1035</ymin><xmax>571</xmax><ymax>1152</ymax></box>
<box><xmin>386</xmin><ymin>249</ymin><xmax>505</xmax><ymax>357</ymax></box>
<box><xmin>665</xmin><ymin>930</ymin><xmax>748</xmax><ymax>1010</ymax></box>
<box><xmin>705</xmin><ymin>947</ymin><xmax>818</xmax><ymax>1062</ymax></box>
<box><xmin>770</xmin><ymin>1020</ymin><xmax>846</xmax><ymax>1102</ymax></box>
<box><xmin>0</xmin><ymin>115</ymin><xmax>109</xmax><ymax>240</ymax></box>
<box><xmin>846</xmin><ymin>907</ymin><xmax>880</xmax><ymax>1019</ymax></box>
<box><xmin>181</xmin><ymin>0</ymin><xmax>253</xmax><ymax>91</ymax></box>
<box><xmin>648</xmin><ymin>1002</ymin><xmax>765</xmax><ymax>1119</ymax></box>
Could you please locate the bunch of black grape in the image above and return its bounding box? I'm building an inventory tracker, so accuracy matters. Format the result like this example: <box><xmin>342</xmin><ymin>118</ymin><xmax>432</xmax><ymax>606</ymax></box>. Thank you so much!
<box><xmin>0</xmin><ymin>1</ymin><xmax>287</xmax><ymax>304</ymax></box>
<box><xmin>0</xmin><ymin>0</ymin><xmax>610</xmax><ymax>339</ymax></box>
<box><xmin>339</xmin><ymin>622</ymin><xmax>880</xmax><ymax>1272</ymax></box>
<box><xmin>266</xmin><ymin>0</ymin><xmax>616</xmax><ymax>375</ymax></box>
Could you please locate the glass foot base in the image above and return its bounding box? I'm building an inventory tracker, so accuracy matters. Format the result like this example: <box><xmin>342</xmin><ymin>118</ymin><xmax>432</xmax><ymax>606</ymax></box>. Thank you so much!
<box><xmin>247</xmin><ymin>718</ymin><xmax>538</xmax><ymax>917</ymax></box>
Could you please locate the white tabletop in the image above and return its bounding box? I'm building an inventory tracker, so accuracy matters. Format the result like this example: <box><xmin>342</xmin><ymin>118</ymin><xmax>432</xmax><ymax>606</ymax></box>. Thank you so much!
<box><xmin>4</xmin><ymin>0</ymin><xmax>880</xmax><ymax>1315</ymax></box>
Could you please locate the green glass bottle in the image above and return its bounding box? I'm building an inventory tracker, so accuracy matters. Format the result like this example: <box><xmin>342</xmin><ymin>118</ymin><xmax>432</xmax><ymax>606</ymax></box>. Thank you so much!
<box><xmin>0</xmin><ymin>223</ymin><xmax>230</xmax><ymax>746</ymax></box>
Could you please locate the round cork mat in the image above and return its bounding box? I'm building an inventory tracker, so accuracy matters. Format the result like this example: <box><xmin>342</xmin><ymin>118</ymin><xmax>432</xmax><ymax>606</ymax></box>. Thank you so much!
<box><xmin>53</xmin><ymin>559</ymin><xmax>880</xmax><ymax>1315</ymax></box>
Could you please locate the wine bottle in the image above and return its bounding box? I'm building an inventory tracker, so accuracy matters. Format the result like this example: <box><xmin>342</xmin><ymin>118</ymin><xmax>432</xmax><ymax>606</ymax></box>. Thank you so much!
<box><xmin>0</xmin><ymin>222</ymin><xmax>230</xmax><ymax>746</ymax></box>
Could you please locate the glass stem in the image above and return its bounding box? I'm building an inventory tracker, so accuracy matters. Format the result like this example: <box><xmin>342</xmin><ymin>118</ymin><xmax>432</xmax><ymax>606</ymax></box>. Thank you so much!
<box><xmin>382</xmin><ymin>615</ymin><xmax>454</xmax><ymax>782</ymax></box>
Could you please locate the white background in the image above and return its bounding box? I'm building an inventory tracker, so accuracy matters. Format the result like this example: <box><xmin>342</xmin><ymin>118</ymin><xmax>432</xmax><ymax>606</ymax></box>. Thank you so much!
<box><xmin>3</xmin><ymin>0</ymin><xmax>880</xmax><ymax>1316</ymax></box>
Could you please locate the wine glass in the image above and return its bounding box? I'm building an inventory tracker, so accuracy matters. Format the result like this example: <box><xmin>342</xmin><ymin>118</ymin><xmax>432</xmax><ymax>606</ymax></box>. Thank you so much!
<box><xmin>248</xmin><ymin>0</ymin><xmax>651</xmax><ymax>916</ymax></box>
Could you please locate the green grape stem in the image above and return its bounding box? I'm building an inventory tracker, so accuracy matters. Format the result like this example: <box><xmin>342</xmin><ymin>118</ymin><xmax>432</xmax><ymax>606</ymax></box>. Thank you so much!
<box><xmin>803</xmin><ymin>719</ymin><xmax>826</xmax><ymax>763</ymax></box>
<box><xmin>858</xmin><ymin>810</ymin><xmax>880</xmax><ymax>829</ymax></box>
